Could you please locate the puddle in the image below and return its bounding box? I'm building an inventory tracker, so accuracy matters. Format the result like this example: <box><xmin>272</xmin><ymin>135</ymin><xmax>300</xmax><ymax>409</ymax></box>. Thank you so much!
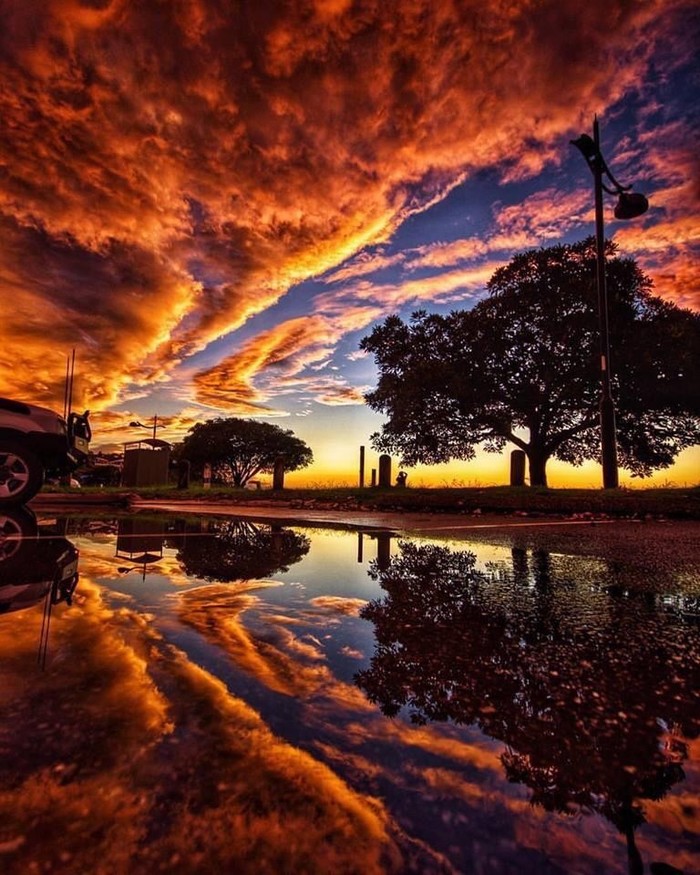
<box><xmin>0</xmin><ymin>510</ymin><xmax>698</xmax><ymax>874</ymax></box>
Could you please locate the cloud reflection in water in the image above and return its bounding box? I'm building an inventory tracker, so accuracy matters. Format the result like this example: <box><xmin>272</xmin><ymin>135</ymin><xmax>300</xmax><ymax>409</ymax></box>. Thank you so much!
<box><xmin>0</xmin><ymin>516</ymin><xmax>698</xmax><ymax>873</ymax></box>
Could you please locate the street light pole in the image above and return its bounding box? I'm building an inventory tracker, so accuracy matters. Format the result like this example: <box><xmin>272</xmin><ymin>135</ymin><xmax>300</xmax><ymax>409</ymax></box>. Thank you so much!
<box><xmin>592</xmin><ymin>118</ymin><xmax>618</xmax><ymax>489</ymax></box>
<box><xmin>129</xmin><ymin>415</ymin><xmax>160</xmax><ymax>441</ymax></box>
<box><xmin>571</xmin><ymin>117</ymin><xmax>649</xmax><ymax>489</ymax></box>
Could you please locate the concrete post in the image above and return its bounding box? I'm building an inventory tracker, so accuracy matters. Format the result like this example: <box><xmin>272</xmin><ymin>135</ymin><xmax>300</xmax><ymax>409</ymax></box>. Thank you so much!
<box><xmin>273</xmin><ymin>455</ymin><xmax>285</xmax><ymax>490</ymax></box>
<box><xmin>510</xmin><ymin>450</ymin><xmax>526</xmax><ymax>486</ymax></box>
<box><xmin>359</xmin><ymin>445</ymin><xmax>365</xmax><ymax>488</ymax></box>
<box><xmin>370</xmin><ymin>468</ymin><xmax>377</xmax><ymax>487</ymax></box>
<box><xmin>378</xmin><ymin>454</ymin><xmax>391</xmax><ymax>488</ymax></box>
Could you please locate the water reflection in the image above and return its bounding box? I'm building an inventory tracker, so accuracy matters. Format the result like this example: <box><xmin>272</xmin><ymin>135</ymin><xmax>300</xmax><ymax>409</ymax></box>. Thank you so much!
<box><xmin>0</xmin><ymin>507</ymin><xmax>78</xmax><ymax>613</ymax></box>
<box><xmin>116</xmin><ymin>517</ymin><xmax>165</xmax><ymax>578</ymax></box>
<box><xmin>0</xmin><ymin>508</ymin><xmax>79</xmax><ymax>667</ymax></box>
<box><xmin>168</xmin><ymin>517</ymin><xmax>311</xmax><ymax>581</ymax></box>
<box><xmin>1</xmin><ymin>514</ymin><xmax>697</xmax><ymax>873</ymax></box>
<box><xmin>356</xmin><ymin>541</ymin><xmax>699</xmax><ymax>874</ymax></box>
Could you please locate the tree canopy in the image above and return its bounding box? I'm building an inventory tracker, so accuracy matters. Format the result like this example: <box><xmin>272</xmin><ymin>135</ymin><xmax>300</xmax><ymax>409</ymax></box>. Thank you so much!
<box><xmin>180</xmin><ymin>418</ymin><xmax>313</xmax><ymax>487</ymax></box>
<box><xmin>360</xmin><ymin>238</ymin><xmax>700</xmax><ymax>486</ymax></box>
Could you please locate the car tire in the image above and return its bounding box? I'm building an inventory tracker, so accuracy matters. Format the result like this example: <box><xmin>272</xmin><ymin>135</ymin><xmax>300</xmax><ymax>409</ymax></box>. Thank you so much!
<box><xmin>0</xmin><ymin>506</ymin><xmax>38</xmax><ymax>562</ymax></box>
<box><xmin>0</xmin><ymin>441</ymin><xmax>44</xmax><ymax>507</ymax></box>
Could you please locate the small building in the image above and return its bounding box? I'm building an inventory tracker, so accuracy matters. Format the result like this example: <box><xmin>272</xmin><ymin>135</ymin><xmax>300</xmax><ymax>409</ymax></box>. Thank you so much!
<box><xmin>121</xmin><ymin>438</ymin><xmax>171</xmax><ymax>487</ymax></box>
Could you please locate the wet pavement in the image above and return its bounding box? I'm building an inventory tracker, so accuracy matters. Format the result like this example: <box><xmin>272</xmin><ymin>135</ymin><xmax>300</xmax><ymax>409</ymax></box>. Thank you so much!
<box><xmin>1</xmin><ymin>507</ymin><xmax>698</xmax><ymax>874</ymax></box>
<box><xmin>132</xmin><ymin>499</ymin><xmax>700</xmax><ymax>577</ymax></box>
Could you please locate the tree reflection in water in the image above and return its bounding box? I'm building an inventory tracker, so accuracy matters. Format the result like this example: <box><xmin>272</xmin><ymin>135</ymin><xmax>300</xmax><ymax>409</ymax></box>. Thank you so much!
<box><xmin>171</xmin><ymin>519</ymin><xmax>310</xmax><ymax>581</ymax></box>
<box><xmin>356</xmin><ymin>542</ymin><xmax>699</xmax><ymax>874</ymax></box>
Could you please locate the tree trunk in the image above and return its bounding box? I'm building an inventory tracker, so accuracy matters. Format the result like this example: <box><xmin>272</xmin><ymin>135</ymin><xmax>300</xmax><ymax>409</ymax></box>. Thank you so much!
<box><xmin>527</xmin><ymin>447</ymin><xmax>548</xmax><ymax>488</ymax></box>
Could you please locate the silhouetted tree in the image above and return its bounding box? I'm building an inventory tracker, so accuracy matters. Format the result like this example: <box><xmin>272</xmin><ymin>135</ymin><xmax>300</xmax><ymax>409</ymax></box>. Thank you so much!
<box><xmin>356</xmin><ymin>542</ymin><xmax>700</xmax><ymax>861</ymax></box>
<box><xmin>180</xmin><ymin>418</ymin><xmax>313</xmax><ymax>487</ymax></box>
<box><xmin>361</xmin><ymin>239</ymin><xmax>700</xmax><ymax>486</ymax></box>
<box><xmin>172</xmin><ymin>519</ymin><xmax>310</xmax><ymax>580</ymax></box>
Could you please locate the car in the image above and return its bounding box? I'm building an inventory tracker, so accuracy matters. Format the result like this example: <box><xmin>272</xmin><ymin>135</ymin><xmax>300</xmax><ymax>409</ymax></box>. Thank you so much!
<box><xmin>0</xmin><ymin>397</ymin><xmax>91</xmax><ymax>507</ymax></box>
<box><xmin>0</xmin><ymin>507</ymin><xmax>79</xmax><ymax>615</ymax></box>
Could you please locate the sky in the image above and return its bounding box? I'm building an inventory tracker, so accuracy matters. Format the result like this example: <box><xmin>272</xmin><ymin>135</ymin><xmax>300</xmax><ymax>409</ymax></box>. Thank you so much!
<box><xmin>0</xmin><ymin>0</ymin><xmax>698</xmax><ymax>487</ymax></box>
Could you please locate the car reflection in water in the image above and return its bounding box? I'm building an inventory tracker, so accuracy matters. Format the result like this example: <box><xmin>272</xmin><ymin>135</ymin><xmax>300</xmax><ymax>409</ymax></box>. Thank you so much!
<box><xmin>0</xmin><ymin>507</ymin><xmax>79</xmax><ymax>665</ymax></box>
<box><xmin>356</xmin><ymin>541</ymin><xmax>699</xmax><ymax>875</ymax></box>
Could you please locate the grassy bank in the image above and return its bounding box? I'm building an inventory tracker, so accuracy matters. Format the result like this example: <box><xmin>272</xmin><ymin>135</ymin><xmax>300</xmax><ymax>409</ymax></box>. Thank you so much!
<box><xmin>39</xmin><ymin>483</ymin><xmax>700</xmax><ymax>519</ymax></box>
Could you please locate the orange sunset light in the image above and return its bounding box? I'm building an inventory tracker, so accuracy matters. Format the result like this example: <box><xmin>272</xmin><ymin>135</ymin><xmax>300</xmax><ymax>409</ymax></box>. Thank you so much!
<box><xmin>0</xmin><ymin>0</ymin><xmax>697</xmax><ymax>487</ymax></box>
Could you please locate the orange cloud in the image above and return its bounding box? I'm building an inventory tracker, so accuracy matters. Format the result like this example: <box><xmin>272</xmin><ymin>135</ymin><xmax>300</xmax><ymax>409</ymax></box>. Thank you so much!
<box><xmin>192</xmin><ymin>310</ymin><xmax>380</xmax><ymax>411</ymax></box>
<box><xmin>0</xmin><ymin>0</ymin><xmax>695</xmax><ymax>422</ymax></box>
<box><xmin>607</xmin><ymin>123</ymin><xmax>700</xmax><ymax>310</ymax></box>
<box><xmin>315</xmin><ymin>264</ymin><xmax>497</xmax><ymax>315</ymax></box>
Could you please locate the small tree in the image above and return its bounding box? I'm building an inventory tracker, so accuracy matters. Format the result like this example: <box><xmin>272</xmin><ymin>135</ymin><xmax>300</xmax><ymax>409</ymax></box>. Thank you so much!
<box><xmin>180</xmin><ymin>418</ymin><xmax>313</xmax><ymax>487</ymax></box>
<box><xmin>361</xmin><ymin>239</ymin><xmax>700</xmax><ymax>487</ymax></box>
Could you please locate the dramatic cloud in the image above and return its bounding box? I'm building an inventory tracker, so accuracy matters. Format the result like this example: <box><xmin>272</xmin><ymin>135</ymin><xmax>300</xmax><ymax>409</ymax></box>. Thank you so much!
<box><xmin>1</xmin><ymin>0</ymin><xmax>695</xmax><ymax>424</ymax></box>
<box><xmin>193</xmin><ymin>310</ymin><xmax>380</xmax><ymax>411</ymax></box>
<box><xmin>610</xmin><ymin>120</ymin><xmax>700</xmax><ymax>309</ymax></box>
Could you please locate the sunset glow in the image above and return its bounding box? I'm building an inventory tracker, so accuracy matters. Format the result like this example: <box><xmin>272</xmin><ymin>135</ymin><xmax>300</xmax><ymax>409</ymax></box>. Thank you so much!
<box><xmin>1</xmin><ymin>0</ymin><xmax>697</xmax><ymax>485</ymax></box>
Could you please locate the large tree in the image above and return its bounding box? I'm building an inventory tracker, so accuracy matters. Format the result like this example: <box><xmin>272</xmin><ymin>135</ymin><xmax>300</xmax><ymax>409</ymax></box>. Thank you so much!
<box><xmin>361</xmin><ymin>238</ymin><xmax>700</xmax><ymax>486</ymax></box>
<box><xmin>180</xmin><ymin>418</ymin><xmax>313</xmax><ymax>487</ymax></box>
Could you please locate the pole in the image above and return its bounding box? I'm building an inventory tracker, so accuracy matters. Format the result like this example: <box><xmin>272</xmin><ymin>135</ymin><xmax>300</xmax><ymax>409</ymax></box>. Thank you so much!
<box><xmin>67</xmin><ymin>348</ymin><xmax>76</xmax><ymax>417</ymax></box>
<box><xmin>592</xmin><ymin>118</ymin><xmax>619</xmax><ymax>489</ymax></box>
<box><xmin>63</xmin><ymin>354</ymin><xmax>70</xmax><ymax>420</ymax></box>
<box><xmin>153</xmin><ymin>414</ymin><xmax>158</xmax><ymax>441</ymax></box>
<box><xmin>359</xmin><ymin>445</ymin><xmax>365</xmax><ymax>488</ymax></box>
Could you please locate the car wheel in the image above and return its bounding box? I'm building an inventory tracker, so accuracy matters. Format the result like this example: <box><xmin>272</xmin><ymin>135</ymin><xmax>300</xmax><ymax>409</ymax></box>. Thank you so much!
<box><xmin>0</xmin><ymin>441</ymin><xmax>44</xmax><ymax>507</ymax></box>
<box><xmin>0</xmin><ymin>506</ymin><xmax>38</xmax><ymax>561</ymax></box>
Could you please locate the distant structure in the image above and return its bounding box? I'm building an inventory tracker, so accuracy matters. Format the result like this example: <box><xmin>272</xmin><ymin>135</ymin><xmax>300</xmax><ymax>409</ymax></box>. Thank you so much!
<box><xmin>359</xmin><ymin>445</ymin><xmax>365</xmax><ymax>488</ymax></box>
<box><xmin>121</xmin><ymin>438</ymin><xmax>171</xmax><ymax>487</ymax></box>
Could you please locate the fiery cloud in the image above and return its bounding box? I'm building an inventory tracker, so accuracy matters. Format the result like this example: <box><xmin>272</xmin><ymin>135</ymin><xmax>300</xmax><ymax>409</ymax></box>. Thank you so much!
<box><xmin>610</xmin><ymin>121</ymin><xmax>700</xmax><ymax>309</ymax></box>
<box><xmin>193</xmin><ymin>311</ymin><xmax>379</xmax><ymax>411</ymax></box>
<box><xmin>0</xmin><ymin>0</ymin><xmax>696</xmax><ymax>425</ymax></box>
<box><xmin>325</xmin><ymin>187</ymin><xmax>590</xmax><ymax>281</ymax></box>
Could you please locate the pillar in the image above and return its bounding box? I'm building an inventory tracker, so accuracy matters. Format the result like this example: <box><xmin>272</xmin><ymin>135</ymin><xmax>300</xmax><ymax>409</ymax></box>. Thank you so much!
<box><xmin>273</xmin><ymin>455</ymin><xmax>285</xmax><ymax>490</ymax></box>
<box><xmin>510</xmin><ymin>450</ymin><xmax>526</xmax><ymax>487</ymax></box>
<box><xmin>378</xmin><ymin>454</ymin><xmax>391</xmax><ymax>488</ymax></box>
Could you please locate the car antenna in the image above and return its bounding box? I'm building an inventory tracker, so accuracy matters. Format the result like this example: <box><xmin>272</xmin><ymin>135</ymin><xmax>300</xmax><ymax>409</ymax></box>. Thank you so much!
<box><xmin>63</xmin><ymin>353</ymin><xmax>70</xmax><ymax>420</ymax></box>
<box><xmin>38</xmin><ymin>582</ymin><xmax>54</xmax><ymax>670</ymax></box>
<box><xmin>66</xmin><ymin>348</ymin><xmax>76</xmax><ymax>418</ymax></box>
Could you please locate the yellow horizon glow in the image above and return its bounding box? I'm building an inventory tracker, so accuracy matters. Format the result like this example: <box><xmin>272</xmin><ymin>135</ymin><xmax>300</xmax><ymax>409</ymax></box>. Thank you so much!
<box><xmin>280</xmin><ymin>445</ymin><xmax>700</xmax><ymax>489</ymax></box>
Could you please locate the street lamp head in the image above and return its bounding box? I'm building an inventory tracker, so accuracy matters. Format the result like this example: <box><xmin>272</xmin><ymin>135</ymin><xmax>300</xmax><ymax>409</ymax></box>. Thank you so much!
<box><xmin>613</xmin><ymin>191</ymin><xmax>649</xmax><ymax>220</ymax></box>
<box><xmin>129</xmin><ymin>420</ymin><xmax>144</xmax><ymax>428</ymax></box>
<box><xmin>570</xmin><ymin>133</ymin><xmax>598</xmax><ymax>164</ymax></box>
